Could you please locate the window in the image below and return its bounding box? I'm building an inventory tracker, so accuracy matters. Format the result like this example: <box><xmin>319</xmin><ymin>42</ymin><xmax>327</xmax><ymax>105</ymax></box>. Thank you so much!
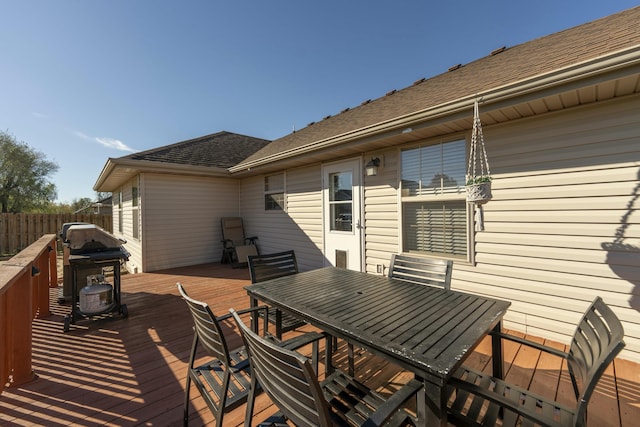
<box><xmin>132</xmin><ymin>186</ymin><xmax>139</xmax><ymax>239</ymax></box>
<box><xmin>264</xmin><ymin>173</ymin><xmax>285</xmax><ymax>211</ymax></box>
<box><xmin>400</xmin><ymin>139</ymin><xmax>469</xmax><ymax>258</ymax></box>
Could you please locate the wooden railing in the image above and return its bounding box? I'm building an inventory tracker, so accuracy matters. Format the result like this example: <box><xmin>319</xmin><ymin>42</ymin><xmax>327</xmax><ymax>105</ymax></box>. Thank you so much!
<box><xmin>0</xmin><ymin>213</ymin><xmax>112</xmax><ymax>255</ymax></box>
<box><xmin>0</xmin><ymin>234</ymin><xmax>57</xmax><ymax>395</ymax></box>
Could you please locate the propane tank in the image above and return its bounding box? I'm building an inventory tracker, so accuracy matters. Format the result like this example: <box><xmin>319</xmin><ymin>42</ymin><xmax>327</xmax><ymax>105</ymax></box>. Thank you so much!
<box><xmin>80</xmin><ymin>274</ymin><xmax>113</xmax><ymax>314</ymax></box>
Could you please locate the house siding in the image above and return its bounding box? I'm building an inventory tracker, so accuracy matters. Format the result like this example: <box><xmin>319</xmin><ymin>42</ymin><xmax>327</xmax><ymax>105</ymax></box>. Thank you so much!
<box><xmin>363</xmin><ymin>150</ymin><xmax>401</xmax><ymax>274</ymax></box>
<box><xmin>454</xmin><ymin>95</ymin><xmax>640</xmax><ymax>362</ymax></box>
<box><xmin>142</xmin><ymin>173</ymin><xmax>240</xmax><ymax>272</ymax></box>
<box><xmin>355</xmin><ymin>95</ymin><xmax>640</xmax><ymax>361</ymax></box>
<box><xmin>239</xmin><ymin>165</ymin><xmax>325</xmax><ymax>272</ymax></box>
<box><xmin>114</xmin><ymin>179</ymin><xmax>143</xmax><ymax>274</ymax></box>
<box><xmin>236</xmin><ymin>96</ymin><xmax>640</xmax><ymax>361</ymax></box>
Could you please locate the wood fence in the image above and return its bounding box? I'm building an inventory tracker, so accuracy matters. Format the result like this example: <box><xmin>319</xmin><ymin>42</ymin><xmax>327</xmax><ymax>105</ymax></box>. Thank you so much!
<box><xmin>0</xmin><ymin>213</ymin><xmax>113</xmax><ymax>255</ymax></box>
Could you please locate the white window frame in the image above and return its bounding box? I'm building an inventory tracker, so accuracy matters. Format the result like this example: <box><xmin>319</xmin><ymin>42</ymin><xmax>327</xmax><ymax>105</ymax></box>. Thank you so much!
<box><xmin>117</xmin><ymin>190</ymin><xmax>123</xmax><ymax>234</ymax></box>
<box><xmin>264</xmin><ymin>173</ymin><xmax>286</xmax><ymax>212</ymax></box>
<box><xmin>399</xmin><ymin>138</ymin><xmax>474</xmax><ymax>262</ymax></box>
<box><xmin>132</xmin><ymin>184</ymin><xmax>139</xmax><ymax>240</ymax></box>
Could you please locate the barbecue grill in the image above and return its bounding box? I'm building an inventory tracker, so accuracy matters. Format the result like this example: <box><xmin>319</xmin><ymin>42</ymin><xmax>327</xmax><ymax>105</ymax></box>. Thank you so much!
<box><xmin>60</xmin><ymin>223</ymin><xmax>130</xmax><ymax>332</ymax></box>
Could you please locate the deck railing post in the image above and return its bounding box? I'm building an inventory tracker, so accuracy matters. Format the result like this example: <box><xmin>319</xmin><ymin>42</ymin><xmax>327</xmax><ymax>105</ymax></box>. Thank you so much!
<box><xmin>6</xmin><ymin>271</ymin><xmax>35</xmax><ymax>387</ymax></box>
<box><xmin>0</xmin><ymin>234</ymin><xmax>57</xmax><ymax>394</ymax></box>
<box><xmin>0</xmin><ymin>290</ymin><xmax>6</xmax><ymax>394</ymax></box>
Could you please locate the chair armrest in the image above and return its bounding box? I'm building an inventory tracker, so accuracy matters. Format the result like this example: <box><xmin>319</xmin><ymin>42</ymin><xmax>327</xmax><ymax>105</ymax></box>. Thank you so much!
<box><xmin>221</xmin><ymin>238</ymin><xmax>233</xmax><ymax>248</ymax></box>
<box><xmin>490</xmin><ymin>330</ymin><xmax>569</xmax><ymax>359</ymax></box>
<box><xmin>218</xmin><ymin>305</ymin><xmax>269</xmax><ymax>334</ymax></box>
<box><xmin>280</xmin><ymin>331</ymin><xmax>326</xmax><ymax>351</ymax></box>
<box><xmin>366</xmin><ymin>378</ymin><xmax>423</xmax><ymax>426</ymax></box>
<box><xmin>448</xmin><ymin>373</ymin><xmax>573</xmax><ymax>426</ymax></box>
<box><xmin>245</xmin><ymin>236</ymin><xmax>258</xmax><ymax>245</ymax></box>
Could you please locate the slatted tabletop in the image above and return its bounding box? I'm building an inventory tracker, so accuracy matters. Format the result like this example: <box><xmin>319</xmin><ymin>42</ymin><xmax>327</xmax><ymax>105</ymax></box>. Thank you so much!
<box><xmin>245</xmin><ymin>266</ymin><xmax>511</xmax><ymax>426</ymax></box>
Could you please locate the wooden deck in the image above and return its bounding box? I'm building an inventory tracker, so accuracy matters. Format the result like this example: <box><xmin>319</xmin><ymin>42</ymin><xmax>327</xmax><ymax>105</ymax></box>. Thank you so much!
<box><xmin>1</xmin><ymin>262</ymin><xmax>639</xmax><ymax>426</ymax></box>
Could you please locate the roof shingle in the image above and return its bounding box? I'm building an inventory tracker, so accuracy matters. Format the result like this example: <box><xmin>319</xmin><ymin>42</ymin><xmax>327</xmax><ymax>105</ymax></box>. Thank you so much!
<box><xmin>240</xmin><ymin>6</ymin><xmax>640</xmax><ymax>166</ymax></box>
<box><xmin>123</xmin><ymin>131</ymin><xmax>271</xmax><ymax>169</ymax></box>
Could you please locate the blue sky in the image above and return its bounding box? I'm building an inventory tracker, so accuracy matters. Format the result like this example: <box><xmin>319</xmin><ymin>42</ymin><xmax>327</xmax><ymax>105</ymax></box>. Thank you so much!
<box><xmin>1</xmin><ymin>1</ymin><xmax>637</xmax><ymax>203</ymax></box>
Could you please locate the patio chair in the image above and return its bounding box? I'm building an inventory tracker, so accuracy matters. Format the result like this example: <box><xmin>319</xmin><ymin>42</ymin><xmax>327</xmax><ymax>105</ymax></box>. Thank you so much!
<box><xmin>178</xmin><ymin>283</ymin><xmax>324</xmax><ymax>427</ymax></box>
<box><xmin>231</xmin><ymin>308</ymin><xmax>423</xmax><ymax>427</ymax></box>
<box><xmin>388</xmin><ymin>254</ymin><xmax>453</xmax><ymax>289</ymax></box>
<box><xmin>220</xmin><ymin>217</ymin><xmax>258</xmax><ymax>268</ymax></box>
<box><xmin>446</xmin><ymin>296</ymin><xmax>625</xmax><ymax>427</ymax></box>
<box><xmin>248</xmin><ymin>250</ymin><xmax>307</xmax><ymax>339</ymax></box>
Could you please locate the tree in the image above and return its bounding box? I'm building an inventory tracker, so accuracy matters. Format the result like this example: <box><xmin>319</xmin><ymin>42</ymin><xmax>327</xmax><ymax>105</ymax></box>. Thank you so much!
<box><xmin>0</xmin><ymin>131</ymin><xmax>58</xmax><ymax>213</ymax></box>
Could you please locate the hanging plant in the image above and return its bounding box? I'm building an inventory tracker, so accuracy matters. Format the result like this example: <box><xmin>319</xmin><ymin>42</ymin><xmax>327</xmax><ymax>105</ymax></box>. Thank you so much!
<box><xmin>466</xmin><ymin>99</ymin><xmax>492</xmax><ymax>231</ymax></box>
<box><xmin>466</xmin><ymin>99</ymin><xmax>492</xmax><ymax>204</ymax></box>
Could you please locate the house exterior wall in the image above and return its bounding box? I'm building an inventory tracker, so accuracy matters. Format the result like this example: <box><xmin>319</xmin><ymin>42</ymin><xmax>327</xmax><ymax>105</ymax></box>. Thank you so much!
<box><xmin>113</xmin><ymin>177</ymin><xmax>143</xmax><ymax>273</ymax></box>
<box><xmin>361</xmin><ymin>94</ymin><xmax>640</xmax><ymax>362</ymax></box>
<box><xmin>141</xmin><ymin>173</ymin><xmax>240</xmax><ymax>272</ymax></box>
<box><xmin>239</xmin><ymin>165</ymin><xmax>325</xmax><ymax>272</ymax></box>
<box><xmin>455</xmin><ymin>94</ymin><xmax>640</xmax><ymax>362</ymax></box>
<box><xmin>240</xmin><ymin>94</ymin><xmax>640</xmax><ymax>361</ymax></box>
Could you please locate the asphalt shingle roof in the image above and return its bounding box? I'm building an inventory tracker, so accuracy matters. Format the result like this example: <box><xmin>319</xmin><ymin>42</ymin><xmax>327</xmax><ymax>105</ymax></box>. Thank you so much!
<box><xmin>122</xmin><ymin>131</ymin><xmax>271</xmax><ymax>169</ymax></box>
<box><xmin>240</xmin><ymin>6</ymin><xmax>640</xmax><ymax>165</ymax></box>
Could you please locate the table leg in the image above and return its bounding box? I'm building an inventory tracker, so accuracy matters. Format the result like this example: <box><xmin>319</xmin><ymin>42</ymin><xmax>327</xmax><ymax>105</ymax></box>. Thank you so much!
<box><xmin>491</xmin><ymin>321</ymin><xmax>504</xmax><ymax>380</ymax></box>
<box><xmin>275</xmin><ymin>309</ymin><xmax>283</xmax><ymax>340</ymax></box>
<box><xmin>417</xmin><ymin>376</ymin><xmax>447</xmax><ymax>427</ymax></box>
<box><xmin>325</xmin><ymin>334</ymin><xmax>334</xmax><ymax>374</ymax></box>
<box><xmin>250</xmin><ymin>296</ymin><xmax>259</xmax><ymax>333</ymax></box>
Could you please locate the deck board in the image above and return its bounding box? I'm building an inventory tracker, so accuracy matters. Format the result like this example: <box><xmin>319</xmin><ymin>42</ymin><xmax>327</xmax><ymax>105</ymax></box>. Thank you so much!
<box><xmin>0</xmin><ymin>262</ymin><xmax>636</xmax><ymax>426</ymax></box>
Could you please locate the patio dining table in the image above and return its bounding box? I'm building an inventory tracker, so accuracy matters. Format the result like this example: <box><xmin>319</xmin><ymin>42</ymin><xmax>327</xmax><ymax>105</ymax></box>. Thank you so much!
<box><xmin>245</xmin><ymin>266</ymin><xmax>510</xmax><ymax>427</ymax></box>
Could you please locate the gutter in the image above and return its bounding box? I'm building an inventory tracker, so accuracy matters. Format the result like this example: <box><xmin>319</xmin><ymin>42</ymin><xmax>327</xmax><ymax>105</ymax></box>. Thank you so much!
<box><xmin>93</xmin><ymin>157</ymin><xmax>231</xmax><ymax>191</ymax></box>
<box><xmin>229</xmin><ymin>44</ymin><xmax>640</xmax><ymax>173</ymax></box>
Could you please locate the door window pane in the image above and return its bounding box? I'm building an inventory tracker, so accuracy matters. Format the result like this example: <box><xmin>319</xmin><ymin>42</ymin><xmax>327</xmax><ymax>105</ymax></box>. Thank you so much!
<box><xmin>329</xmin><ymin>172</ymin><xmax>353</xmax><ymax>231</ymax></box>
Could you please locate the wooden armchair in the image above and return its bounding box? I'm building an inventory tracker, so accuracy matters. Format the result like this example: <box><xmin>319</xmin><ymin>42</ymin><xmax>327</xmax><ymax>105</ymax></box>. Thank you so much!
<box><xmin>388</xmin><ymin>254</ymin><xmax>453</xmax><ymax>289</ymax></box>
<box><xmin>178</xmin><ymin>283</ymin><xmax>324</xmax><ymax>427</ymax></box>
<box><xmin>231</xmin><ymin>308</ymin><xmax>423</xmax><ymax>427</ymax></box>
<box><xmin>247</xmin><ymin>250</ymin><xmax>307</xmax><ymax>339</ymax></box>
<box><xmin>446</xmin><ymin>296</ymin><xmax>625</xmax><ymax>427</ymax></box>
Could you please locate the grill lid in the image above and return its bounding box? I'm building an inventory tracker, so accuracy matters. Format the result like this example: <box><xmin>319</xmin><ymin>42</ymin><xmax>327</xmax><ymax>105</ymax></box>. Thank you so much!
<box><xmin>65</xmin><ymin>224</ymin><xmax>127</xmax><ymax>254</ymax></box>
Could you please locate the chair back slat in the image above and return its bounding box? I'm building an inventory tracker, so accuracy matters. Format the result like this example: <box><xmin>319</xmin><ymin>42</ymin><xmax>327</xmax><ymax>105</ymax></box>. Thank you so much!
<box><xmin>231</xmin><ymin>310</ymin><xmax>332</xmax><ymax>427</ymax></box>
<box><xmin>567</xmin><ymin>297</ymin><xmax>625</xmax><ymax>423</ymax></box>
<box><xmin>249</xmin><ymin>250</ymin><xmax>298</xmax><ymax>283</ymax></box>
<box><xmin>388</xmin><ymin>254</ymin><xmax>453</xmax><ymax>290</ymax></box>
<box><xmin>178</xmin><ymin>283</ymin><xmax>230</xmax><ymax>365</ymax></box>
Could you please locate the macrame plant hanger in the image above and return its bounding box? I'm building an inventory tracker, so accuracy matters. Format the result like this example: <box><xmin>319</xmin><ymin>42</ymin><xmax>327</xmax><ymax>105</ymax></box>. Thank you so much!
<box><xmin>466</xmin><ymin>98</ymin><xmax>492</xmax><ymax>231</ymax></box>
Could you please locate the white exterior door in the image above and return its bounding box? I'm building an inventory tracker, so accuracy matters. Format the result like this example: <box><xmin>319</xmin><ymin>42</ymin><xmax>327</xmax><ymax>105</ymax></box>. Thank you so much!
<box><xmin>322</xmin><ymin>159</ymin><xmax>363</xmax><ymax>271</ymax></box>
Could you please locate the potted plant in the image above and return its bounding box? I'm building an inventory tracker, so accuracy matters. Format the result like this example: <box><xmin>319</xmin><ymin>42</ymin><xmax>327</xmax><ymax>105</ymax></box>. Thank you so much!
<box><xmin>466</xmin><ymin>175</ymin><xmax>492</xmax><ymax>204</ymax></box>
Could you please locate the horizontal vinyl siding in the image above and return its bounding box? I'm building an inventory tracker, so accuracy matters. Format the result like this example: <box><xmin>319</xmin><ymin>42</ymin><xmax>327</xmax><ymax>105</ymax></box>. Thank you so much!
<box><xmin>240</xmin><ymin>165</ymin><xmax>324</xmax><ymax>272</ymax></box>
<box><xmin>452</xmin><ymin>95</ymin><xmax>640</xmax><ymax>362</ymax></box>
<box><xmin>363</xmin><ymin>150</ymin><xmax>401</xmax><ymax>274</ymax></box>
<box><xmin>143</xmin><ymin>173</ymin><xmax>239</xmax><ymax>271</ymax></box>
<box><xmin>119</xmin><ymin>177</ymin><xmax>142</xmax><ymax>274</ymax></box>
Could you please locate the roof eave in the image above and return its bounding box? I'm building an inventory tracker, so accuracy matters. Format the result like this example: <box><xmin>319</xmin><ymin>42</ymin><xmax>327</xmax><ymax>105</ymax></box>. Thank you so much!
<box><xmin>93</xmin><ymin>157</ymin><xmax>231</xmax><ymax>192</ymax></box>
<box><xmin>229</xmin><ymin>45</ymin><xmax>640</xmax><ymax>174</ymax></box>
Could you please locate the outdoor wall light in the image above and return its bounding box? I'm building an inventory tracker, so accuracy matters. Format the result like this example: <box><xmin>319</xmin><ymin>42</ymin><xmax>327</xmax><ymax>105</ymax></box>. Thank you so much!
<box><xmin>31</xmin><ymin>265</ymin><xmax>41</xmax><ymax>277</ymax></box>
<box><xmin>365</xmin><ymin>157</ymin><xmax>381</xmax><ymax>176</ymax></box>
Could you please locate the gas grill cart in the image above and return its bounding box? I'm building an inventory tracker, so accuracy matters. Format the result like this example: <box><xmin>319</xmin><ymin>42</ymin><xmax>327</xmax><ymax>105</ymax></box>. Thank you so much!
<box><xmin>60</xmin><ymin>224</ymin><xmax>130</xmax><ymax>332</ymax></box>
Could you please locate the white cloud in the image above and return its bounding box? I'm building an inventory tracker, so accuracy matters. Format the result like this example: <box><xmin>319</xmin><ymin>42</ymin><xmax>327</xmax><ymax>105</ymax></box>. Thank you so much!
<box><xmin>72</xmin><ymin>129</ymin><xmax>136</xmax><ymax>152</ymax></box>
<box><xmin>73</xmin><ymin>130</ymin><xmax>90</xmax><ymax>140</ymax></box>
<box><xmin>95</xmin><ymin>137</ymin><xmax>135</xmax><ymax>152</ymax></box>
